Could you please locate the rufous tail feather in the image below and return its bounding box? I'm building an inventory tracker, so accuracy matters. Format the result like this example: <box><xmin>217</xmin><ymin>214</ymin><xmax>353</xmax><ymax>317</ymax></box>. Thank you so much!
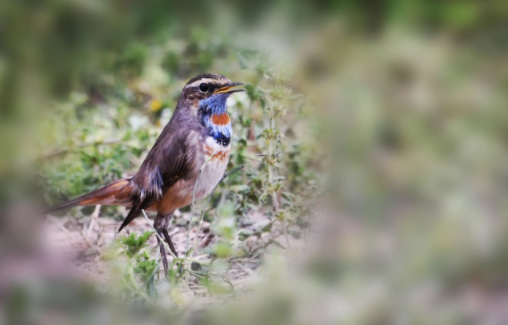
<box><xmin>45</xmin><ymin>179</ymin><xmax>131</xmax><ymax>214</ymax></box>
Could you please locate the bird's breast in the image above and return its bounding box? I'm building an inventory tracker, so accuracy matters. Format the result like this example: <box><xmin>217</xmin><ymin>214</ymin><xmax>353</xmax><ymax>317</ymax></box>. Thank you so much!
<box><xmin>156</xmin><ymin>136</ymin><xmax>231</xmax><ymax>214</ymax></box>
<box><xmin>194</xmin><ymin>136</ymin><xmax>231</xmax><ymax>198</ymax></box>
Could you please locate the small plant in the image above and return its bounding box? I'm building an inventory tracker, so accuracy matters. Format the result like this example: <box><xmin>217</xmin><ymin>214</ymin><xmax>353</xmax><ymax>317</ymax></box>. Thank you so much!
<box><xmin>122</xmin><ymin>231</ymin><xmax>153</xmax><ymax>258</ymax></box>
<box><xmin>104</xmin><ymin>231</ymin><xmax>161</xmax><ymax>301</ymax></box>
<box><xmin>242</xmin><ymin>66</ymin><xmax>299</xmax><ymax>249</ymax></box>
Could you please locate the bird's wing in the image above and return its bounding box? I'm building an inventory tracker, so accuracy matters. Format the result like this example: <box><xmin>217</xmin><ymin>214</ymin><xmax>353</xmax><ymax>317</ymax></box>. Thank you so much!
<box><xmin>118</xmin><ymin>127</ymin><xmax>197</xmax><ymax>232</ymax></box>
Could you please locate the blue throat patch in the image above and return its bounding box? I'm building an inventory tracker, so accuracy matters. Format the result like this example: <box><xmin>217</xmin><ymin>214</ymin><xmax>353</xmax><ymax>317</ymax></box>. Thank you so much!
<box><xmin>199</xmin><ymin>93</ymin><xmax>233</xmax><ymax>146</ymax></box>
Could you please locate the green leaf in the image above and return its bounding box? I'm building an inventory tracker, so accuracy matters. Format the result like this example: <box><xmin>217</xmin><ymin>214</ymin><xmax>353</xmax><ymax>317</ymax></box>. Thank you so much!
<box><xmin>121</xmin><ymin>231</ymin><xmax>153</xmax><ymax>258</ymax></box>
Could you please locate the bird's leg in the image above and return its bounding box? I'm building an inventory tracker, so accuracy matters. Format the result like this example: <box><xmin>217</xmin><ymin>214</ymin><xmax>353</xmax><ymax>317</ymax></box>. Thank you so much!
<box><xmin>162</xmin><ymin>228</ymin><xmax>178</xmax><ymax>257</ymax></box>
<box><xmin>154</xmin><ymin>212</ymin><xmax>177</xmax><ymax>276</ymax></box>
<box><xmin>156</xmin><ymin>230</ymin><xmax>169</xmax><ymax>276</ymax></box>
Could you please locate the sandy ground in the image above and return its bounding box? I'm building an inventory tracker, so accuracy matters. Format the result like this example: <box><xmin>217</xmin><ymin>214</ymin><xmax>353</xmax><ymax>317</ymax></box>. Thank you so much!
<box><xmin>42</xmin><ymin>206</ymin><xmax>292</xmax><ymax>290</ymax></box>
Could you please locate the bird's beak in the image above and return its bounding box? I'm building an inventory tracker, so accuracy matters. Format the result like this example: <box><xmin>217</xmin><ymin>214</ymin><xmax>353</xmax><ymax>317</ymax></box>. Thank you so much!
<box><xmin>215</xmin><ymin>82</ymin><xmax>245</xmax><ymax>94</ymax></box>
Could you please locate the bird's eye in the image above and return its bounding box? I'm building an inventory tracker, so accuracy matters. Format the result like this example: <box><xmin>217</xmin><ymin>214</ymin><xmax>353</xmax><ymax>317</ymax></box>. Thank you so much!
<box><xmin>199</xmin><ymin>83</ymin><xmax>209</xmax><ymax>92</ymax></box>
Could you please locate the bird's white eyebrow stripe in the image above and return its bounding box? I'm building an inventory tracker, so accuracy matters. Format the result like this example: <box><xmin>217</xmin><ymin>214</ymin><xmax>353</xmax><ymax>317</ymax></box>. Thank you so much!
<box><xmin>185</xmin><ymin>78</ymin><xmax>221</xmax><ymax>88</ymax></box>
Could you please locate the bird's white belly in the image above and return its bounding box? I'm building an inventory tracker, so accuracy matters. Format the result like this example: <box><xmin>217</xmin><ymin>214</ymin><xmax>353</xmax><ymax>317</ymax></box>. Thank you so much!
<box><xmin>194</xmin><ymin>158</ymin><xmax>227</xmax><ymax>200</ymax></box>
<box><xmin>194</xmin><ymin>137</ymin><xmax>231</xmax><ymax>200</ymax></box>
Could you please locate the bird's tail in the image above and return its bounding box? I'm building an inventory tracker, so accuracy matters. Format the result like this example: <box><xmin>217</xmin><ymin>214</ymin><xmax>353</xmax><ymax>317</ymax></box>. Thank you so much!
<box><xmin>45</xmin><ymin>179</ymin><xmax>132</xmax><ymax>214</ymax></box>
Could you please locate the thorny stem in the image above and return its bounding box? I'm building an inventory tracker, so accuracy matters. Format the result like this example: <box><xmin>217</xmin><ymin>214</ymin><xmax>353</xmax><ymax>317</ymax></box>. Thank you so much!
<box><xmin>183</xmin><ymin>154</ymin><xmax>217</xmax><ymax>287</ymax></box>
<box><xmin>174</xmin><ymin>166</ymin><xmax>244</xmax><ymax>283</ymax></box>
<box><xmin>186</xmin><ymin>154</ymin><xmax>216</xmax><ymax>254</ymax></box>
<box><xmin>187</xmin><ymin>166</ymin><xmax>244</xmax><ymax>257</ymax></box>
<box><xmin>266</xmin><ymin>98</ymin><xmax>291</xmax><ymax>249</ymax></box>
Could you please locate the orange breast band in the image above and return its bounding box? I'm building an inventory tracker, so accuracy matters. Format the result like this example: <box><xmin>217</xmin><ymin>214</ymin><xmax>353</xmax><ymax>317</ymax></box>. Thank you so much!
<box><xmin>210</xmin><ymin>113</ymin><xmax>230</xmax><ymax>126</ymax></box>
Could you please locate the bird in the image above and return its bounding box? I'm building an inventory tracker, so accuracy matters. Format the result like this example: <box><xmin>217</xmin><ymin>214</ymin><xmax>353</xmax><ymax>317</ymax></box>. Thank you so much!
<box><xmin>46</xmin><ymin>73</ymin><xmax>244</xmax><ymax>274</ymax></box>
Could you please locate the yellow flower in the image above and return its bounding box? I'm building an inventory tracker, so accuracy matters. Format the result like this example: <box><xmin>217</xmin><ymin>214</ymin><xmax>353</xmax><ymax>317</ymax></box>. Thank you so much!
<box><xmin>149</xmin><ymin>99</ymin><xmax>162</xmax><ymax>112</ymax></box>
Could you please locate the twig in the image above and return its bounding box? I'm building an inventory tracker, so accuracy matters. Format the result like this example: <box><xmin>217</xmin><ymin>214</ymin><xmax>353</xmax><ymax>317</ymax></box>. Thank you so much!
<box><xmin>94</xmin><ymin>223</ymin><xmax>105</xmax><ymax>246</ymax></box>
<box><xmin>183</xmin><ymin>161</ymin><xmax>243</xmax><ymax>286</ymax></box>
<box><xmin>87</xmin><ymin>205</ymin><xmax>101</xmax><ymax>239</ymax></box>
<box><xmin>185</xmin><ymin>154</ymin><xmax>217</xmax><ymax>254</ymax></box>
<box><xmin>176</xmin><ymin>166</ymin><xmax>243</xmax><ymax>287</ymax></box>
<box><xmin>48</xmin><ymin>215</ymin><xmax>78</xmax><ymax>241</ymax></box>
<box><xmin>67</xmin><ymin>217</ymin><xmax>93</xmax><ymax>248</ymax></box>
<box><xmin>182</xmin><ymin>155</ymin><xmax>216</xmax><ymax>287</ymax></box>
<box><xmin>188</xmin><ymin>166</ymin><xmax>244</xmax><ymax>257</ymax></box>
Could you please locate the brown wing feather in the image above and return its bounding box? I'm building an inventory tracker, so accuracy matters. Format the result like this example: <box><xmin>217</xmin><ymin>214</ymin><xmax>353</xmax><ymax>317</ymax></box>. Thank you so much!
<box><xmin>117</xmin><ymin>126</ymin><xmax>196</xmax><ymax>232</ymax></box>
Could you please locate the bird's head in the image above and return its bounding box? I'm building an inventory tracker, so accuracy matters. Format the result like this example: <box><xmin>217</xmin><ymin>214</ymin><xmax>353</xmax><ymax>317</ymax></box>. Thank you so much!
<box><xmin>179</xmin><ymin>73</ymin><xmax>244</xmax><ymax>116</ymax></box>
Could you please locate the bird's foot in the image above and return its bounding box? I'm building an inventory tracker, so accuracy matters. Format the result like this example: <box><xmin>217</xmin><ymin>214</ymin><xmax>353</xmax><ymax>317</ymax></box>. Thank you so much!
<box><xmin>156</xmin><ymin>228</ymin><xmax>178</xmax><ymax>276</ymax></box>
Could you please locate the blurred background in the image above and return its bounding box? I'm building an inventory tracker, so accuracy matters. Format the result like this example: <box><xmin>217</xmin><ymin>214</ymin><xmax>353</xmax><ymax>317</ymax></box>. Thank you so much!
<box><xmin>1</xmin><ymin>0</ymin><xmax>508</xmax><ymax>324</ymax></box>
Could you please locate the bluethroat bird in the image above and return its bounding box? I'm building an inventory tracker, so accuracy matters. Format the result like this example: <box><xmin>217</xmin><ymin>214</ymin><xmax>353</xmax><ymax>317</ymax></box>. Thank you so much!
<box><xmin>46</xmin><ymin>73</ymin><xmax>244</xmax><ymax>274</ymax></box>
